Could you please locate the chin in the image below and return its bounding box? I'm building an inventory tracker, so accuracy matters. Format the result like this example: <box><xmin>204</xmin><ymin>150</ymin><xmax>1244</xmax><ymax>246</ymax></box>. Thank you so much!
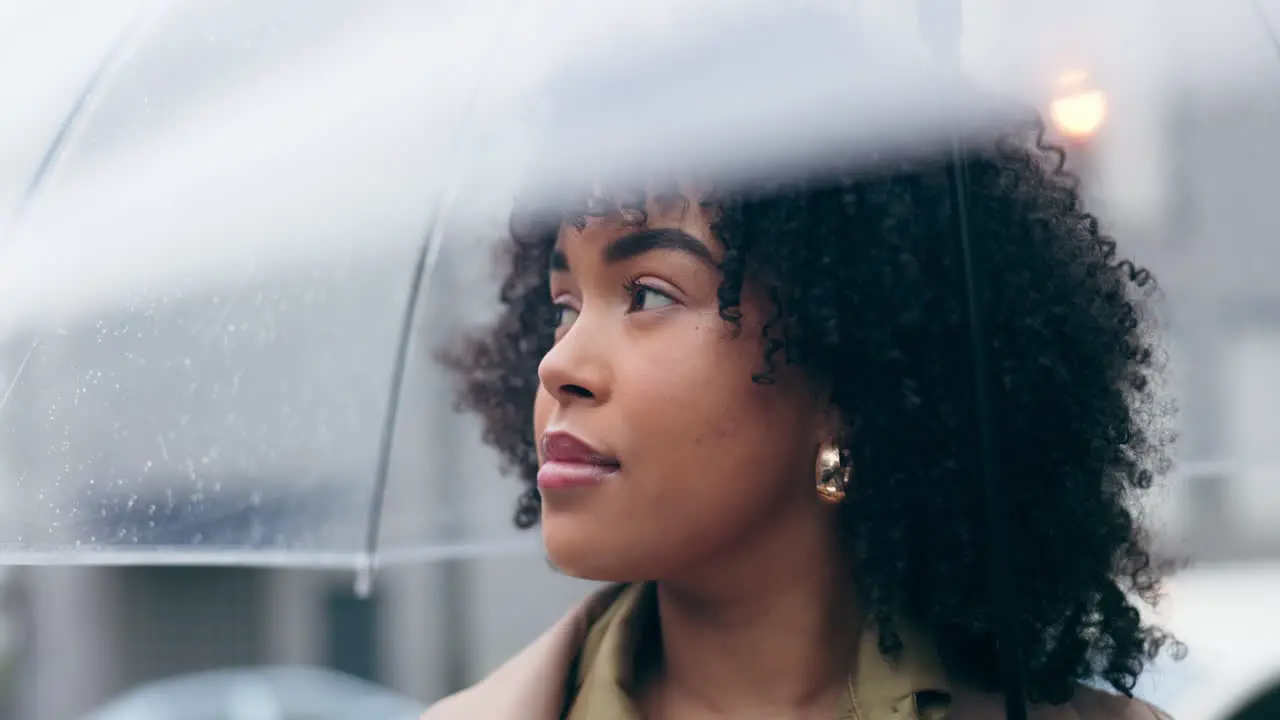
<box><xmin>541</xmin><ymin>512</ymin><xmax>654</xmax><ymax>583</ymax></box>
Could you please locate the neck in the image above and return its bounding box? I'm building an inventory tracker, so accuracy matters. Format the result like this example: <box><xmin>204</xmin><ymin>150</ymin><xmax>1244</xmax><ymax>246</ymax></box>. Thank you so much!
<box><xmin>646</xmin><ymin>504</ymin><xmax>860</xmax><ymax>717</ymax></box>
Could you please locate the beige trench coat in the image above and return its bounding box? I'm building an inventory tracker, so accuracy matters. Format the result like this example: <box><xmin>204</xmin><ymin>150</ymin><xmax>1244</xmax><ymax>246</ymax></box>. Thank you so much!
<box><xmin>421</xmin><ymin>584</ymin><xmax>1170</xmax><ymax>720</ymax></box>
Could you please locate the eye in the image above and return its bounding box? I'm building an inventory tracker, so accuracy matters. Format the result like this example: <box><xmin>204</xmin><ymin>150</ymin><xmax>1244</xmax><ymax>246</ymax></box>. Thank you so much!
<box><xmin>626</xmin><ymin>282</ymin><xmax>677</xmax><ymax>312</ymax></box>
<box><xmin>552</xmin><ymin>302</ymin><xmax>579</xmax><ymax>331</ymax></box>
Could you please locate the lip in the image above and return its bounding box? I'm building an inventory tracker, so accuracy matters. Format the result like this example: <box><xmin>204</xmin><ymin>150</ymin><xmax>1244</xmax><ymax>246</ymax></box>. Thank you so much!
<box><xmin>538</xmin><ymin>431</ymin><xmax>620</xmax><ymax>490</ymax></box>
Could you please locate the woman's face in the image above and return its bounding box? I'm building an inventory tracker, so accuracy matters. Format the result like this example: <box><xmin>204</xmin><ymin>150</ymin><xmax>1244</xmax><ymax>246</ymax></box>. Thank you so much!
<box><xmin>533</xmin><ymin>190</ymin><xmax>833</xmax><ymax>582</ymax></box>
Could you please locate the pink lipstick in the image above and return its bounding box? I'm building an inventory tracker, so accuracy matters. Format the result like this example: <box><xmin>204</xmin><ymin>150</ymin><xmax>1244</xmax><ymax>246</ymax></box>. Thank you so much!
<box><xmin>537</xmin><ymin>431</ymin><xmax>620</xmax><ymax>490</ymax></box>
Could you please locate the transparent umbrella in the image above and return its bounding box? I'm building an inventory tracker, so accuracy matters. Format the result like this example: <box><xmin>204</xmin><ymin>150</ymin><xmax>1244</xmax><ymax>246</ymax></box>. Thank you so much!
<box><xmin>3</xmin><ymin>1</ymin><xmax>1280</xmax><ymax>715</ymax></box>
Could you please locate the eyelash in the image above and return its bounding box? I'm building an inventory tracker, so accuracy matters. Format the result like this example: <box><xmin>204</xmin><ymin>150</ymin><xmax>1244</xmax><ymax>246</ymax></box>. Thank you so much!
<box><xmin>622</xmin><ymin>277</ymin><xmax>676</xmax><ymax>312</ymax></box>
<box><xmin>549</xmin><ymin>278</ymin><xmax>677</xmax><ymax>331</ymax></box>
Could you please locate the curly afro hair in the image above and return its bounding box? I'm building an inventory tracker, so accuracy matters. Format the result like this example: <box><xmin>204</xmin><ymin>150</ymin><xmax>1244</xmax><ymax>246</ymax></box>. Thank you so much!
<box><xmin>443</xmin><ymin>119</ymin><xmax>1180</xmax><ymax>705</ymax></box>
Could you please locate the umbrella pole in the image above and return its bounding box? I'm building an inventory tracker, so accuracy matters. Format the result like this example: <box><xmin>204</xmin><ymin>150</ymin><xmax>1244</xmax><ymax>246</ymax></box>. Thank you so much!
<box><xmin>916</xmin><ymin>1</ymin><xmax>1029</xmax><ymax>716</ymax></box>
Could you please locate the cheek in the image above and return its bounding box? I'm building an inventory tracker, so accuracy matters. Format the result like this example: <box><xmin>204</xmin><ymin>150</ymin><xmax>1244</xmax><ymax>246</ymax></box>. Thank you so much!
<box><xmin>616</xmin><ymin>314</ymin><xmax>813</xmax><ymax>489</ymax></box>
<box><xmin>622</xmin><ymin>314</ymin><xmax>754</xmax><ymax>408</ymax></box>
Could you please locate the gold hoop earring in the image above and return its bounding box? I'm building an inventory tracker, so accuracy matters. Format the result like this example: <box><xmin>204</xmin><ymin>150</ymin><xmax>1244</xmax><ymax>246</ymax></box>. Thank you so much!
<box><xmin>815</xmin><ymin>443</ymin><xmax>850</xmax><ymax>504</ymax></box>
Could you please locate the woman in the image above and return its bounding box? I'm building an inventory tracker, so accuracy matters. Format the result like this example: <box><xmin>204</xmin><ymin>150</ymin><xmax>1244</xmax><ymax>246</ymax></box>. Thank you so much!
<box><xmin>425</xmin><ymin>122</ymin><xmax>1178</xmax><ymax>719</ymax></box>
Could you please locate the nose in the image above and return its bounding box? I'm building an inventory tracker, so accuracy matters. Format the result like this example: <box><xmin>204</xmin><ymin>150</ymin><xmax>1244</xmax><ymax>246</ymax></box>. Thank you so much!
<box><xmin>537</xmin><ymin>311</ymin><xmax>612</xmax><ymax>407</ymax></box>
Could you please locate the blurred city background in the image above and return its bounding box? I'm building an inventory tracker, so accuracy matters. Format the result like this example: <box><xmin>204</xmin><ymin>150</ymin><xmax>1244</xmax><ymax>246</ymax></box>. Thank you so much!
<box><xmin>0</xmin><ymin>1</ymin><xmax>1279</xmax><ymax>718</ymax></box>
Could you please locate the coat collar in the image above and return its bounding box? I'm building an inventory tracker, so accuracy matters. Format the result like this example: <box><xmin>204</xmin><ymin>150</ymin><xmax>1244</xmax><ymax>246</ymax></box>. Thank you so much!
<box><xmin>420</xmin><ymin>583</ymin><xmax>1162</xmax><ymax>720</ymax></box>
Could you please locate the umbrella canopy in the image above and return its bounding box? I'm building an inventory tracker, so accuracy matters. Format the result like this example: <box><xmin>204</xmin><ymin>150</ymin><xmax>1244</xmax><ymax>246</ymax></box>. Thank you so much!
<box><xmin>0</xmin><ymin>0</ymin><xmax>1277</xmax><ymax>581</ymax></box>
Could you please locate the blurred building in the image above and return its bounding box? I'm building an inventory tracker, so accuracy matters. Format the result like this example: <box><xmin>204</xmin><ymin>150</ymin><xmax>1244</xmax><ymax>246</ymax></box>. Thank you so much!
<box><xmin>12</xmin><ymin>561</ymin><xmax>593</xmax><ymax>720</ymax></box>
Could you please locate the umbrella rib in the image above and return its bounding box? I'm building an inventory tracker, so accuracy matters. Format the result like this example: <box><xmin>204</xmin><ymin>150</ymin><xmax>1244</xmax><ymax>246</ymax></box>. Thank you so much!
<box><xmin>1251</xmin><ymin>0</ymin><xmax>1280</xmax><ymax>69</ymax></box>
<box><xmin>356</xmin><ymin>220</ymin><xmax>434</xmax><ymax>599</ymax></box>
<box><xmin>10</xmin><ymin>0</ymin><xmax>166</xmax><ymax>236</ymax></box>
<box><xmin>0</xmin><ymin>337</ymin><xmax>38</xmax><ymax>416</ymax></box>
<box><xmin>356</xmin><ymin>0</ymin><xmax>521</xmax><ymax>596</ymax></box>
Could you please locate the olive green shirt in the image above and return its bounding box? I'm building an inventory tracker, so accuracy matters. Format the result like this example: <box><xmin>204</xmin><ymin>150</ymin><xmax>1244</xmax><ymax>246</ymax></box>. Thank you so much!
<box><xmin>564</xmin><ymin>583</ymin><xmax>953</xmax><ymax>720</ymax></box>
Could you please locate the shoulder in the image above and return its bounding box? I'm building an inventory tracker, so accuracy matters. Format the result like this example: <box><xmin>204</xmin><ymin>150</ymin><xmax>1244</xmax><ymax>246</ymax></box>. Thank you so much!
<box><xmin>418</xmin><ymin>687</ymin><xmax>477</xmax><ymax>720</ymax></box>
<box><xmin>1048</xmin><ymin>686</ymin><xmax>1172</xmax><ymax>720</ymax></box>
<box><xmin>419</xmin><ymin>684</ymin><xmax>513</xmax><ymax>720</ymax></box>
<box><xmin>954</xmin><ymin>685</ymin><xmax>1171</xmax><ymax>720</ymax></box>
<box><xmin>419</xmin><ymin>583</ymin><xmax>633</xmax><ymax>720</ymax></box>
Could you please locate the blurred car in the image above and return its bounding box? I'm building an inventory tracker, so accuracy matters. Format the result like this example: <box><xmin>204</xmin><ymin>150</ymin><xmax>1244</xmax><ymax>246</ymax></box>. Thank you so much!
<box><xmin>79</xmin><ymin>666</ymin><xmax>424</xmax><ymax>720</ymax></box>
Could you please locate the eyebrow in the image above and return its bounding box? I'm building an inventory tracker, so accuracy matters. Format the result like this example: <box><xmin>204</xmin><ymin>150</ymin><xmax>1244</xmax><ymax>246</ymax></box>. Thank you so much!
<box><xmin>549</xmin><ymin>228</ymin><xmax>716</xmax><ymax>272</ymax></box>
